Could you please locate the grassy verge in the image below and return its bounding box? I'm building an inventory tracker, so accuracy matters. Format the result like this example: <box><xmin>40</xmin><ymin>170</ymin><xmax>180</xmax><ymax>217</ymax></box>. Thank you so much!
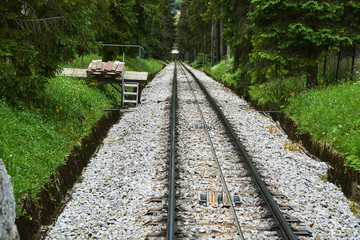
<box><xmin>0</xmin><ymin>77</ymin><xmax>113</xmax><ymax>214</ymax></box>
<box><xmin>125</xmin><ymin>57</ymin><xmax>164</xmax><ymax>73</ymax></box>
<box><xmin>0</xmin><ymin>55</ymin><xmax>163</xmax><ymax>216</ymax></box>
<box><xmin>285</xmin><ymin>82</ymin><xmax>360</xmax><ymax>170</ymax></box>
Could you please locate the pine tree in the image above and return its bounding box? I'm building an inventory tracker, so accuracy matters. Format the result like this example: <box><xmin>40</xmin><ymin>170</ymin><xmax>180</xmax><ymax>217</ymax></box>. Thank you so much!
<box><xmin>249</xmin><ymin>0</ymin><xmax>360</xmax><ymax>88</ymax></box>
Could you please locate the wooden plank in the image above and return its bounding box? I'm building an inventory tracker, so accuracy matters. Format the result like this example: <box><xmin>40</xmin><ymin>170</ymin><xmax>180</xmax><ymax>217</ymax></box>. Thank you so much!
<box><xmin>123</xmin><ymin>71</ymin><xmax>148</xmax><ymax>81</ymax></box>
<box><xmin>111</xmin><ymin>61</ymin><xmax>120</xmax><ymax>71</ymax></box>
<box><xmin>96</xmin><ymin>60</ymin><xmax>102</xmax><ymax>70</ymax></box>
<box><xmin>88</xmin><ymin>60</ymin><xmax>96</xmax><ymax>71</ymax></box>
<box><xmin>62</xmin><ymin>68</ymin><xmax>87</xmax><ymax>78</ymax></box>
<box><xmin>115</xmin><ymin>62</ymin><xmax>125</xmax><ymax>73</ymax></box>
<box><xmin>103</xmin><ymin>61</ymin><xmax>114</xmax><ymax>72</ymax></box>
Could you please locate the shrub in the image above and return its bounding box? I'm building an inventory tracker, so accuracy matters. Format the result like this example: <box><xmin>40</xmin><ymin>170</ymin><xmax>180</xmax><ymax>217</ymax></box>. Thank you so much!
<box><xmin>249</xmin><ymin>75</ymin><xmax>307</xmax><ymax>108</ymax></box>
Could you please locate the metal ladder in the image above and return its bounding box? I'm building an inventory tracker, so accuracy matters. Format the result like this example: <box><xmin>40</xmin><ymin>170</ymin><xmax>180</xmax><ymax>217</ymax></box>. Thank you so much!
<box><xmin>122</xmin><ymin>82</ymin><xmax>139</xmax><ymax>106</ymax></box>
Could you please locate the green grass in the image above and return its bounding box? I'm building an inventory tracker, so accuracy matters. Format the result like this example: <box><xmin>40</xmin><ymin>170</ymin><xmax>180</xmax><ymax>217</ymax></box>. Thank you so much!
<box><xmin>0</xmin><ymin>76</ymin><xmax>113</xmax><ymax>214</ymax></box>
<box><xmin>61</xmin><ymin>53</ymin><xmax>101</xmax><ymax>69</ymax></box>
<box><xmin>285</xmin><ymin>81</ymin><xmax>360</xmax><ymax>170</ymax></box>
<box><xmin>201</xmin><ymin>59</ymin><xmax>246</xmax><ymax>91</ymax></box>
<box><xmin>124</xmin><ymin>57</ymin><xmax>164</xmax><ymax>73</ymax></box>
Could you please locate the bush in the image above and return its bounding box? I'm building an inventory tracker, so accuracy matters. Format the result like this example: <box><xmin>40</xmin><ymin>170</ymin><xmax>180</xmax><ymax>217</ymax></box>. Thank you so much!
<box><xmin>249</xmin><ymin>75</ymin><xmax>307</xmax><ymax>108</ymax></box>
<box><xmin>191</xmin><ymin>53</ymin><xmax>211</xmax><ymax>69</ymax></box>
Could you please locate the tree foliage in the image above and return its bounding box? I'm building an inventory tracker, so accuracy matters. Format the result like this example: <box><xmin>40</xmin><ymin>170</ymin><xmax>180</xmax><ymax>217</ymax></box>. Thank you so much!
<box><xmin>0</xmin><ymin>0</ymin><xmax>95</xmax><ymax>104</ymax></box>
<box><xmin>177</xmin><ymin>0</ymin><xmax>216</xmax><ymax>62</ymax></box>
<box><xmin>0</xmin><ymin>0</ymin><xmax>174</xmax><ymax>104</ymax></box>
<box><xmin>249</xmin><ymin>0</ymin><xmax>360</xmax><ymax>87</ymax></box>
<box><xmin>177</xmin><ymin>0</ymin><xmax>360</xmax><ymax>89</ymax></box>
<box><xmin>145</xmin><ymin>1</ymin><xmax>176</xmax><ymax>60</ymax></box>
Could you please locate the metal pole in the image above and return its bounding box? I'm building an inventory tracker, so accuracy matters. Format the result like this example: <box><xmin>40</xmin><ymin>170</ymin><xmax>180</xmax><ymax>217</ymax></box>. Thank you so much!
<box><xmin>102</xmin><ymin>44</ymin><xmax>145</xmax><ymax>72</ymax></box>
<box><xmin>121</xmin><ymin>64</ymin><xmax>125</xmax><ymax>107</ymax></box>
<box><xmin>81</xmin><ymin>55</ymin><xmax>84</xmax><ymax>69</ymax></box>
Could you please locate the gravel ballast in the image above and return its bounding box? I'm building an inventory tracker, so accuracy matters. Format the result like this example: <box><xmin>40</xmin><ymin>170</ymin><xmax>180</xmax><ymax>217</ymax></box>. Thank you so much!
<box><xmin>45</xmin><ymin>63</ymin><xmax>359</xmax><ymax>239</ymax></box>
<box><xmin>186</xmin><ymin>63</ymin><xmax>360</xmax><ymax>239</ymax></box>
<box><xmin>45</xmin><ymin>64</ymin><xmax>173</xmax><ymax>240</ymax></box>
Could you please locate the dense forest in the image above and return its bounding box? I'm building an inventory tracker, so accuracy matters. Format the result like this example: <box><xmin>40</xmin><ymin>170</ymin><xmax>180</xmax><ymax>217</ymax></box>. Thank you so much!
<box><xmin>0</xmin><ymin>0</ymin><xmax>175</xmax><ymax>105</ymax></box>
<box><xmin>178</xmin><ymin>0</ymin><xmax>360</xmax><ymax>89</ymax></box>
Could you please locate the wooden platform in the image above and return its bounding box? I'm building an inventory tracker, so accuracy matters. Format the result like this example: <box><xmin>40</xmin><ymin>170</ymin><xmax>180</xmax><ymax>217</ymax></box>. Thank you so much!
<box><xmin>61</xmin><ymin>60</ymin><xmax>148</xmax><ymax>82</ymax></box>
<box><xmin>61</xmin><ymin>68</ymin><xmax>87</xmax><ymax>78</ymax></box>
<box><xmin>61</xmin><ymin>68</ymin><xmax>148</xmax><ymax>82</ymax></box>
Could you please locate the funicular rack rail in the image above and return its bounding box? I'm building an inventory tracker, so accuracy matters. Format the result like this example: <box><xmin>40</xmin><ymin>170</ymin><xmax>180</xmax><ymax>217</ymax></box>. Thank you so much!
<box><xmin>165</xmin><ymin>62</ymin><xmax>297</xmax><ymax>239</ymax></box>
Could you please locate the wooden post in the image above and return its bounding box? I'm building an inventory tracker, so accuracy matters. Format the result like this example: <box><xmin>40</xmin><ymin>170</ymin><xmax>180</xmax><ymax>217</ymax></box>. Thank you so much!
<box><xmin>215</xmin><ymin>19</ymin><xmax>220</xmax><ymax>63</ymax></box>
<box><xmin>220</xmin><ymin>6</ymin><xmax>225</xmax><ymax>59</ymax></box>
<box><xmin>211</xmin><ymin>10</ymin><xmax>214</xmax><ymax>66</ymax></box>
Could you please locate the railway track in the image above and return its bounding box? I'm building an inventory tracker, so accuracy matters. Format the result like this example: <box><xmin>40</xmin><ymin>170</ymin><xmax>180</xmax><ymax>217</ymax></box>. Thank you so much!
<box><xmin>146</xmin><ymin>62</ymin><xmax>311</xmax><ymax>239</ymax></box>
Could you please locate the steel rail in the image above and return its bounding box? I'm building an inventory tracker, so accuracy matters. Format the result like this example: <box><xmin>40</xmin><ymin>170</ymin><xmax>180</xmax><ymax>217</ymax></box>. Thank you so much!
<box><xmin>178</xmin><ymin>64</ymin><xmax>245</xmax><ymax>239</ymax></box>
<box><xmin>181</xmin><ymin>63</ymin><xmax>297</xmax><ymax>240</ymax></box>
<box><xmin>166</xmin><ymin>62</ymin><xmax>177</xmax><ymax>240</ymax></box>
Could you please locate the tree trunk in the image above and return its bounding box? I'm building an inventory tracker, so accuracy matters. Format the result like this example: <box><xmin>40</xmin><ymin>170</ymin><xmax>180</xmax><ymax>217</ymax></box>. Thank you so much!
<box><xmin>211</xmin><ymin>13</ymin><xmax>214</xmax><ymax>66</ymax></box>
<box><xmin>203</xmin><ymin>33</ymin><xmax>206</xmax><ymax>53</ymax></box>
<box><xmin>306</xmin><ymin>65</ymin><xmax>318</xmax><ymax>88</ymax></box>
<box><xmin>220</xmin><ymin>6</ymin><xmax>225</xmax><ymax>59</ymax></box>
<box><xmin>215</xmin><ymin>20</ymin><xmax>221</xmax><ymax>63</ymax></box>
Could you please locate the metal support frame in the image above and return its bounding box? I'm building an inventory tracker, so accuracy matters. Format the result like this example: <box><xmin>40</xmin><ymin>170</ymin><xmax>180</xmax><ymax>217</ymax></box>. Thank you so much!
<box><xmin>102</xmin><ymin>44</ymin><xmax>145</xmax><ymax>72</ymax></box>
<box><xmin>101</xmin><ymin>44</ymin><xmax>144</xmax><ymax>107</ymax></box>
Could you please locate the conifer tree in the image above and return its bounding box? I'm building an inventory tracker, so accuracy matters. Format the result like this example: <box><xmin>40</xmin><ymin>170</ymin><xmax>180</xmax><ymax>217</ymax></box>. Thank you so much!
<box><xmin>249</xmin><ymin>0</ymin><xmax>360</xmax><ymax>88</ymax></box>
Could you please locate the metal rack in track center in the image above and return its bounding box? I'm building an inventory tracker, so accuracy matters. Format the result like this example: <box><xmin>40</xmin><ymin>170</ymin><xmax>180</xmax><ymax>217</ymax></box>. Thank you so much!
<box><xmin>164</xmin><ymin>62</ymin><xmax>298</xmax><ymax>240</ymax></box>
<box><xmin>177</xmin><ymin>63</ymin><xmax>244</xmax><ymax>239</ymax></box>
